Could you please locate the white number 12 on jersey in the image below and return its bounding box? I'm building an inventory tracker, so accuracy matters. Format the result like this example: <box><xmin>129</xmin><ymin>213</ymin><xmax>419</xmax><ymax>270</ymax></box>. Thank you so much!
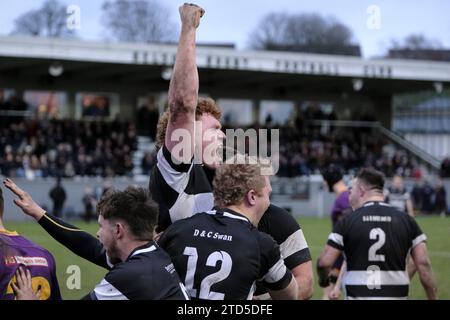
<box><xmin>183</xmin><ymin>246</ymin><xmax>232</xmax><ymax>299</ymax></box>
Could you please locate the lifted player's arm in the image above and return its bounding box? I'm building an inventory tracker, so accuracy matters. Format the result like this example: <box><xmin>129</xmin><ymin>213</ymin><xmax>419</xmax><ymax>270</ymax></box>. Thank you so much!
<box><xmin>165</xmin><ymin>3</ymin><xmax>204</xmax><ymax>156</ymax></box>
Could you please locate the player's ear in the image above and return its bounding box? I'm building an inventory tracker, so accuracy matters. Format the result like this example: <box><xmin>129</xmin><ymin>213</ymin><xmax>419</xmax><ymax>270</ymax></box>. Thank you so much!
<box><xmin>357</xmin><ymin>184</ymin><xmax>362</xmax><ymax>196</ymax></box>
<box><xmin>115</xmin><ymin>222</ymin><xmax>125</xmax><ymax>239</ymax></box>
<box><xmin>359</xmin><ymin>184</ymin><xmax>367</xmax><ymax>197</ymax></box>
<box><xmin>247</xmin><ymin>190</ymin><xmax>257</xmax><ymax>206</ymax></box>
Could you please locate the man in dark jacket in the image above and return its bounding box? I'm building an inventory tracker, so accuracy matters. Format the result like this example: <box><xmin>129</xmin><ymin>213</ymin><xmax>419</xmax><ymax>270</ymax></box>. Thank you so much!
<box><xmin>49</xmin><ymin>178</ymin><xmax>66</xmax><ymax>218</ymax></box>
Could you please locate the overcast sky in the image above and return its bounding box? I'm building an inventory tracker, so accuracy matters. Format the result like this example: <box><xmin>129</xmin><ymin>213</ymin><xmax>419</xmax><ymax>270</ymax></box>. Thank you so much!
<box><xmin>0</xmin><ymin>0</ymin><xmax>449</xmax><ymax>58</ymax></box>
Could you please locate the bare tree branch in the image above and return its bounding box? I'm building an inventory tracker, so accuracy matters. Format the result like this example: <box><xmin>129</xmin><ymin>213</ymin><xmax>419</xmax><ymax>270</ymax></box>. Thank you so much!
<box><xmin>390</xmin><ymin>34</ymin><xmax>442</xmax><ymax>50</ymax></box>
<box><xmin>248</xmin><ymin>12</ymin><xmax>359</xmax><ymax>55</ymax></box>
<box><xmin>101</xmin><ymin>0</ymin><xmax>176</xmax><ymax>43</ymax></box>
<box><xmin>387</xmin><ymin>34</ymin><xmax>445</xmax><ymax>61</ymax></box>
<box><xmin>248</xmin><ymin>12</ymin><xmax>289</xmax><ymax>49</ymax></box>
<box><xmin>11</xmin><ymin>0</ymin><xmax>76</xmax><ymax>38</ymax></box>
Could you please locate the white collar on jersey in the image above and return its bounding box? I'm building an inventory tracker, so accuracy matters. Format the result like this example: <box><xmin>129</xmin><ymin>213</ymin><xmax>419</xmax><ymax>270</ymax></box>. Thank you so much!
<box><xmin>206</xmin><ymin>209</ymin><xmax>251</xmax><ymax>224</ymax></box>
<box><xmin>363</xmin><ymin>201</ymin><xmax>391</xmax><ymax>207</ymax></box>
<box><xmin>130</xmin><ymin>244</ymin><xmax>157</xmax><ymax>257</ymax></box>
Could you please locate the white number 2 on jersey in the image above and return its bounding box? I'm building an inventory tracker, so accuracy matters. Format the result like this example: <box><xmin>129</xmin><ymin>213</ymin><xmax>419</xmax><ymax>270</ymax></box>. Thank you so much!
<box><xmin>368</xmin><ymin>228</ymin><xmax>386</xmax><ymax>262</ymax></box>
<box><xmin>183</xmin><ymin>246</ymin><xmax>232</xmax><ymax>299</ymax></box>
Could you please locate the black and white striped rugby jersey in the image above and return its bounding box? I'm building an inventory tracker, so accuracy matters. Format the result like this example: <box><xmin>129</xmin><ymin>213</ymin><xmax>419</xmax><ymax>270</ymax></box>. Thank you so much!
<box><xmin>255</xmin><ymin>204</ymin><xmax>311</xmax><ymax>296</ymax></box>
<box><xmin>158</xmin><ymin>208</ymin><xmax>293</xmax><ymax>300</ymax></box>
<box><xmin>37</xmin><ymin>214</ymin><xmax>189</xmax><ymax>300</ymax></box>
<box><xmin>84</xmin><ymin>242</ymin><xmax>189</xmax><ymax>300</ymax></box>
<box><xmin>150</xmin><ymin>145</ymin><xmax>214</xmax><ymax>232</ymax></box>
<box><xmin>327</xmin><ymin>201</ymin><xmax>427</xmax><ymax>300</ymax></box>
<box><xmin>259</xmin><ymin>204</ymin><xmax>311</xmax><ymax>269</ymax></box>
<box><xmin>149</xmin><ymin>145</ymin><xmax>312</xmax><ymax>275</ymax></box>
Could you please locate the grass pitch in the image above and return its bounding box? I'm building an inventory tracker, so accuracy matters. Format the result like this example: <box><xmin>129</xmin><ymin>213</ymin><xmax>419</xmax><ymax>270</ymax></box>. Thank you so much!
<box><xmin>6</xmin><ymin>215</ymin><xmax>450</xmax><ymax>300</ymax></box>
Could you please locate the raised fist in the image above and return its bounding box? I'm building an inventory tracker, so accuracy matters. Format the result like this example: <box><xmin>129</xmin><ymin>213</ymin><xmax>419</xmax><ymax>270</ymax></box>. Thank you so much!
<box><xmin>179</xmin><ymin>3</ymin><xmax>205</xmax><ymax>29</ymax></box>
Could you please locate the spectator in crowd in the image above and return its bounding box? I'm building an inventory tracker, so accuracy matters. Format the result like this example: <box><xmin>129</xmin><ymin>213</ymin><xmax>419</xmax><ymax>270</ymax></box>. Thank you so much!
<box><xmin>434</xmin><ymin>180</ymin><xmax>448</xmax><ymax>216</ymax></box>
<box><xmin>411</xmin><ymin>179</ymin><xmax>424</xmax><ymax>214</ymax></box>
<box><xmin>421</xmin><ymin>180</ymin><xmax>435</xmax><ymax>215</ymax></box>
<box><xmin>0</xmin><ymin>90</ymin><xmax>7</xmax><ymax>128</ymax></box>
<box><xmin>265</xmin><ymin>112</ymin><xmax>273</xmax><ymax>126</ymax></box>
<box><xmin>136</xmin><ymin>96</ymin><xmax>160</xmax><ymax>141</ymax></box>
<box><xmin>82</xmin><ymin>96</ymin><xmax>109</xmax><ymax>117</ymax></box>
<box><xmin>82</xmin><ymin>187</ymin><xmax>97</xmax><ymax>222</ymax></box>
<box><xmin>49</xmin><ymin>178</ymin><xmax>66</xmax><ymax>218</ymax></box>
<box><xmin>441</xmin><ymin>156</ymin><xmax>450</xmax><ymax>178</ymax></box>
<box><xmin>385</xmin><ymin>175</ymin><xmax>415</xmax><ymax>217</ymax></box>
<box><xmin>410</xmin><ymin>167</ymin><xmax>423</xmax><ymax>179</ymax></box>
<box><xmin>0</xmin><ymin>89</ymin><xmax>6</xmax><ymax>108</ymax></box>
<box><xmin>141</xmin><ymin>151</ymin><xmax>156</xmax><ymax>175</ymax></box>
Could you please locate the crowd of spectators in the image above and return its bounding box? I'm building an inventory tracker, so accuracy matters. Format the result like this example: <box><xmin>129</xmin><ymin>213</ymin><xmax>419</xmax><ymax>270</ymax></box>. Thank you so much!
<box><xmin>410</xmin><ymin>179</ymin><xmax>448</xmax><ymax>215</ymax></box>
<box><xmin>0</xmin><ymin>118</ymin><xmax>137</xmax><ymax>179</ymax></box>
<box><xmin>222</xmin><ymin>120</ymin><xmax>419</xmax><ymax>178</ymax></box>
<box><xmin>98</xmin><ymin>109</ymin><xmax>450</xmax><ymax>180</ymax></box>
<box><xmin>1</xmin><ymin>99</ymin><xmax>449</xmax><ymax>180</ymax></box>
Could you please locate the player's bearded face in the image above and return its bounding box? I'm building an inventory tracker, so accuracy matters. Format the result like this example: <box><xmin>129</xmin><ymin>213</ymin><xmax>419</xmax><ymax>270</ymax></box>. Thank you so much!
<box><xmin>105</xmin><ymin>239</ymin><xmax>121</xmax><ymax>264</ymax></box>
<box><xmin>199</xmin><ymin>114</ymin><xmax>224</xmax><ymax>169</ymax></box>
<box><xmin>97</xmin><ymin>215</ymin><xmax>121</xmax><ymax>264</ymax></box>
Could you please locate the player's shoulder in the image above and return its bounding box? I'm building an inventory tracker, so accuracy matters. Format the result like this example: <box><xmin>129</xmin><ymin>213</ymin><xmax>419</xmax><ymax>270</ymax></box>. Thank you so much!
<box><xmin>264</xmin><ymin>204</ymin><xmax>291</xmax><ymax>217</ymax></box>
<box><xmin>259</xmin><ymin>204</ymin><xmax>302</xmax><ymax>245</ymax></box>
<box><xmin>254</xmin><ymin>228</ymin><xmax>278</xmax><ymax>249</ymax></box>
<box><xmin>337</xmin><ymin>205</ymin><xmax>365</xmax><ymax>226</ymax></box>
<box><xmin>115</xmin><ymin>243</ymin><xmax>168</xmax><ymax>274</ymax></box>
<box><xmin>162</xmin><ymin>211</ymin><xmax>211</xmax><ymax>236</ymax></box>
<box><xmin>175</xmin><ymin>211</ymin><xmax>211</xmax><ymax>226</ymax></box>
<box><xmin>11</xmin><ymin>234</ymin><xmax>56</xmax><ymax>259</ymax></box>
<box><xmin>260</xmin><ymin>204</ymin><xmax>300</xmax><ymax>228</ymax></box>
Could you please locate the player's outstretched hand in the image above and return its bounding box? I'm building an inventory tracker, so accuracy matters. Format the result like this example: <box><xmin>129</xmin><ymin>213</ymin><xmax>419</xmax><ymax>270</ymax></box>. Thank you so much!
<box><xmin>11</xmin><ymin>267</ymin><xmax>41</xmax><ymax>300</ymax></box>
<box><xmin>179</xmin><ymin>3</ymin><xmax>204</xmax><ymax>29</ymax></box>
<box><xmin>3</xmin><ymin>178</ymin><xmax>46</xmax><ymax>221</ymax></box>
